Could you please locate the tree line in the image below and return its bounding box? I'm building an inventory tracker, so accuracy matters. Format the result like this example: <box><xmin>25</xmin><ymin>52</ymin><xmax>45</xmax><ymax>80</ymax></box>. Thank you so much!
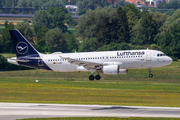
<box><xmin>76</xmin><ymin>4</ymin><xmax>180</xmax><ymax>59</ymax></box>
<box><xmin>1</xmin><ymin>0</ymin><xmax>177</xmax><ymax>15</ymax></box>
<box><xmin>157</xmin><ymin>0</ymin><xmax>180</xmax><ymax>10</ymax></box>
<box><xmin>1</xmin><ymin>0</ymin><xmax>178</xmax><ymax>16</ymax></box>
<box><xmin>0</xmin><ymin>0</ymin><xmax>70</xmax><ymax>8</ymax></box>
<box><xmin>0</xmin><ymin>0</ymin><xmax>127</xmax><ymax>15</ymax></box>
<box><xmin>0</xmin><ymin>7</ymin><xmax>78</xmax><ymax>54</ymax></box>
<box><xmin>1</xmin><ymin>4</ymin><xmax>180</xmax><ymax>61</ymax></box>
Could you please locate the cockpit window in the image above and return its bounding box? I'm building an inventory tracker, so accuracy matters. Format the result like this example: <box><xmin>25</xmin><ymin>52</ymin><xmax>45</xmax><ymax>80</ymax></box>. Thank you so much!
<box><xmin>157</xmin><ymin>54</ymin><xmax>166</xmax><ymax>57</ymax></box>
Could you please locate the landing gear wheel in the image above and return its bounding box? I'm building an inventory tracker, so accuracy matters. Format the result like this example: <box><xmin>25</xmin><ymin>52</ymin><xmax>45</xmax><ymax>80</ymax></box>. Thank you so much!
<box><xmin>89</xmin><ymin>75</ymin><xmax>94</xmax><ymax>81</ymax></box>
<box><xmin>148</xmin><ymin>68</ymin><xmax>153</xmax><ymax>78</ymax></box>
<box><xmin>149</xmin><ymin>74</ymin><xmax>153</xmax><ymax>78</ymax></box>
<box><xmin>95</xmin><ymin>75</ymin><xmax>101</xmax><ymax>80</ymax></box>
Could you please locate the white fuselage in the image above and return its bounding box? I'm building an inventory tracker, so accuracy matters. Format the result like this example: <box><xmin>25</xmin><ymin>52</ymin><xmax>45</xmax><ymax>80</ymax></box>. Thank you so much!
<box><xmin>37</xmin><ymin>49</ymin><xmax>172</xmax><ymax>72</ymax></box>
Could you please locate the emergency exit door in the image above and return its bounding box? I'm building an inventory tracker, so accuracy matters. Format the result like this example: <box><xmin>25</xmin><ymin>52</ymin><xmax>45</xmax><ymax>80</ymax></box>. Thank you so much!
<box><xmin>146</xmin><ymin>52</ymin><xmax>151</xmax><ymax>61</ymax></box>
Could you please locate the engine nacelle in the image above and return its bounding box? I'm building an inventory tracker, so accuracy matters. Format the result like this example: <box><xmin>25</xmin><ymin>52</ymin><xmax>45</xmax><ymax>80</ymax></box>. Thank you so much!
<box><xmin>102</xmin><ymin>65</ymin><xmax>128</xmax><ymax>75</ymax></box>
<box><xmin>119</xmin><ymin>69</ymin><xmax>128</xmax><ymax>74</ymax></box>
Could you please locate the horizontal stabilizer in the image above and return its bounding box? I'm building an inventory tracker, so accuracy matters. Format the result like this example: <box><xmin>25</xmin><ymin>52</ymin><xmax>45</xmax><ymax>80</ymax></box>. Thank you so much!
<box><xmin>9</xmin><ymin>59</ymin><xmax>29</xmax><ymax>62</ymax></box>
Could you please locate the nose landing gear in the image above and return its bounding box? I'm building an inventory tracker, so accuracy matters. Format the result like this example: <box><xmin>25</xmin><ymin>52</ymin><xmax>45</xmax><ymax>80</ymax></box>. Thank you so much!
<box><xmin>148</xmin><ymin>68</ymin><xmax>153</xmax><ymax>78</ymax></box>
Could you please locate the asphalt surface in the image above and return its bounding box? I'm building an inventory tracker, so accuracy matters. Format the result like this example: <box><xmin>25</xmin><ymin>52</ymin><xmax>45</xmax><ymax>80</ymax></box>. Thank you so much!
<box><xmin>0</xmin><ymin>103</ymin><xmax>180</xmax><ymax>120</ymax></box>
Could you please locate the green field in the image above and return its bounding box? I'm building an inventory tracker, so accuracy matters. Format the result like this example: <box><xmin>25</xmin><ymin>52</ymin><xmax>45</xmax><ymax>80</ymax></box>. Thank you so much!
<box><xmin>17</xmin><ymin>117</ymin><xmax>180</xmax><ymax>120</ymax></box>
<box><xmin>0</xmin><ymin>60</ymin><xmax>180</xmax><ymax>107</ymax></box>
<box><xmin>68</xmin><ymin>27</ymin><xmax>75</xmax><ymax>33</ymax></box>
<box><xmin>0</xmin><ymin>24</ymin><xmax>5</xmax><ymax>31</ymax></box>
<box><xmin>0</xmin><ymin>19</ymin><xmax>24</xmax><ymax>23</ymax></box>
<box><xmin>2</xmin><ymin>53</ymin><xmax>16</xmax><ymax>58</ymax></box>
<box><xmin>0</xmin><ymin>21</ymin><xmax>74</xmax><ymax>32</ymax></box>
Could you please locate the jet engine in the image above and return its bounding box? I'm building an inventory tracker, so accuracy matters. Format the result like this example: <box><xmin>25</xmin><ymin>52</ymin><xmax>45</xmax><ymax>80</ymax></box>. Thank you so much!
<box><xmin>102</xmin><ymin>65</ymin><xmax>128</xmax><ymax>75</ymax></box>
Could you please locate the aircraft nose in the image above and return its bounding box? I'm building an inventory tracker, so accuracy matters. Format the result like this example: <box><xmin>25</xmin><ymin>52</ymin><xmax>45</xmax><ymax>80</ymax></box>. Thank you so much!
<box><xmin>167</xmin><ymin>57</ymin><xmax>173</xmax><ymax>65</ymax></box>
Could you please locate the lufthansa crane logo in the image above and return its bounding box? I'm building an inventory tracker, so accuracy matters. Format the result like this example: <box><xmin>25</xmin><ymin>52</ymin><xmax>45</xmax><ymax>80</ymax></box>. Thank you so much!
<box><xmin>16</xmin><ymin>42</ymin><xmax>28</xmax><ymax>55</ymax></box>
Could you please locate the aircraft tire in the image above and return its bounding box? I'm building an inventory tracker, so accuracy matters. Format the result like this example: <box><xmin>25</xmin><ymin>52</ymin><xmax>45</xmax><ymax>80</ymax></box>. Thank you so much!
<box><xmin>149</xmin><ymin>74</ymin><xmax>153</xmax><ymax>78</ymax></box>
<box><xmin>95</xmin><ymin>75</ymin><xmax>101</xmax><ymax>80</ymax></box>
<box><xmin>89</xmin><ymin>75</ymin><xmax>94</xmax><ymax>81</ymax></box>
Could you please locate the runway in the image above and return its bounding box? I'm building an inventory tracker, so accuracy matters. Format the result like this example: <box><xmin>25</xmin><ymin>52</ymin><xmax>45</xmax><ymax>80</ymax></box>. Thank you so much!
<box><xmin>0</xmin><ymin>103</ymin><xmax>180</xmax><ymax>120</ymax></box>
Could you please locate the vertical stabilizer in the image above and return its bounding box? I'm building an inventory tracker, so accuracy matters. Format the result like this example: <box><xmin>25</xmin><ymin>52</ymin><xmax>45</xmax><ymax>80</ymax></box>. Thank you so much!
<box><xmin>9</xmin><ymin>29</ymin><xmax>39</xmax><ymax>57</ymax></box>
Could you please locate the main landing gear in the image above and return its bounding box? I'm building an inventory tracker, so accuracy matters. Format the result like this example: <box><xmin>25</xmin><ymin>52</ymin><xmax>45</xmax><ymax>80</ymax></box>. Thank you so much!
<box><xmin>89</xmin><ymin>74</ymin><xmax>101</xmax><ymax>81</ymax></box>
<box><xmin>148</xmin><ymin>68</ymin><xmax>153</xmax><ymax>78</ymax></box>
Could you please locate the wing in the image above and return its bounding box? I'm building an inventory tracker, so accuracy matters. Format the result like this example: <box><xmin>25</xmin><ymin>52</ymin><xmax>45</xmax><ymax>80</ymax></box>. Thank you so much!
<box><xmin>60</xmin><ymin>56</ymin><xmax>102</xmax><ymax>70</ymax></box>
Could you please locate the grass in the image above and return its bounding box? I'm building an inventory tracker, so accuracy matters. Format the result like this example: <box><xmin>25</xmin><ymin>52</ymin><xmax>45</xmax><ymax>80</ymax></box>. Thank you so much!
<box><xmin>68</xmin><ymin>27</ymin><xmax>75</xmax><ymax>33</ymax></box>
<box><xmin>0</xmin><ymin>24</ymin><xmax>74</xmax><ymax>34</ymax></box>
<box><xmin>17</xmin><ymin>117</ymin><xmax>180</xmax><ymax>120</ymax></box>
<box><xmin>0</xmin><ymin>24</ymin><xmax>5</xmax><ymax>31</ymax></box>
<box><xmin>1</xmin><ymin>61</ymin><xmax>180</xmax><ymax>106</ymax></box>
<box><xmin>1</xmin><ymin>53</ymin><xmax>16</xmax><ymax>58</ymax></box>
<box><xmin>1</xmin><ymin>53</ymin><xmax>180</xmax><ymax>106</ymax></box>
<box><xmin>0</xmin><ymin>19</ymin><xmax>24</xmax><ymax>22</ymax></box>
<box><xmin>1</xmin><ymin>77</ymin><xmax>180</xmax><ymax>106</ymax></box>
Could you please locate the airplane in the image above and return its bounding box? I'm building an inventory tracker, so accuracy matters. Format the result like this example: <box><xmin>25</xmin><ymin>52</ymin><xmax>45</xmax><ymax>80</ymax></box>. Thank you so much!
<box><xmin>7</xmin><ymin>29</ymin><xmax>172</xmax><ymax>81</ymax></box>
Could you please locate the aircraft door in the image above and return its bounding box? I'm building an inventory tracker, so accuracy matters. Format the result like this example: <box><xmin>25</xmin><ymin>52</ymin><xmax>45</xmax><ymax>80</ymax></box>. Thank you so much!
<box><xmin>146</xmin><ymin>51</ymin><xmax>151</xmax><ymax>61</ymax></box>
<box><xmin>38</xmin><ymin>59</ymin><xmax>44</xmax><ymax>66</ymax></box>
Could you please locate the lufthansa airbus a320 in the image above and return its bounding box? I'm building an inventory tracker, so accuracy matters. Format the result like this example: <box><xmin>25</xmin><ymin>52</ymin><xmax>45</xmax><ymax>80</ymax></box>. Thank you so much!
<box><xmin>8</xmin><ymin>29</ymin><xmax>172</xmax><ymax>81</ymax></box>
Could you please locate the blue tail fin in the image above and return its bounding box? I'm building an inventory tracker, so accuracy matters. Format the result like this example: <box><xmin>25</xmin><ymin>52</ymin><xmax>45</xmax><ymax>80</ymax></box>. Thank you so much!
<box><xmin>9</xmin><ymin>29</ymin><xmax>39</xmax><ymax>57</ymax></box>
